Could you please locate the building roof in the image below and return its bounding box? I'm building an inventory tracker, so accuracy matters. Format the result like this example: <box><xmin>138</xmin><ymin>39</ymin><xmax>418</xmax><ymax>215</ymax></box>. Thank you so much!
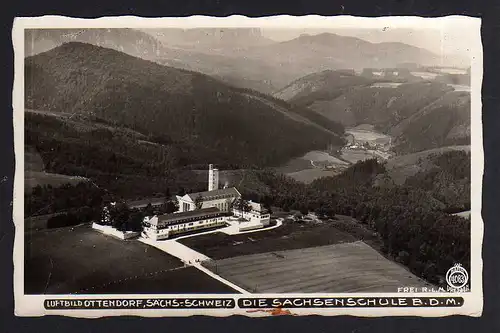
<box><xmin>185</xmin><ymin>187</ymin><xmax>241</xmax><ymax>202</ymax></box>
<box><xmin>233</xmin><ymin>200</ymin><xmax>269</xmax><ymax>214</ymax></box>
<box><xmin>127</xmin><ymin>197</ymin><xmax>169</xmax><ymax>208</ymax></box>
<box><xmin>151</xmin><ymin>207</ymin><xmax>224</xmax><ymax>227</ymax></box>
<box><xmin>248</xmin><ymin>201</ymin><xmax>267</xmax><ymax>213</ymax></box>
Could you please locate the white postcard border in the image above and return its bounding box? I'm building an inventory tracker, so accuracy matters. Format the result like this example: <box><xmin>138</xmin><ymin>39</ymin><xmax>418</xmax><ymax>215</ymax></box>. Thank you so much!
<box><xmin>12</xmin><ymin>14</ymin><xmax>483</xmax><ymax>318</ymax></box>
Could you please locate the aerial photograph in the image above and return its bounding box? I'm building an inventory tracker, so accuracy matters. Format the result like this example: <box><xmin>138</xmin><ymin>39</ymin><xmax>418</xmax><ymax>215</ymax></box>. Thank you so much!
<box><xmin>23</xmin><ymin>26</ymin><xmax>471</xmax><ymax>295</ymax></box>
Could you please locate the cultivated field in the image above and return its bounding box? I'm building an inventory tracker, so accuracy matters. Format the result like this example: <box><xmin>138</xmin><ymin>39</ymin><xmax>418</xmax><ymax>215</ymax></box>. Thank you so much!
<box><xmin>340</xmin><ymin>149</ymin><xmax>377</xmax><ymax>164</ymax></box>
<box><xmin>278</xmin><ymin>150</ymin><xmax>349</xmax><ymax>183</ymax></box>
<box><xmin>345</xmin><ymin>129</ymin><xmax>391</xmax><ymax>144</ymax></box>
<box><xmin>301</xmin><ymin>151</ymin><xmax>348</xmax><ymax>165</ymax></box>
<box><xmin>207</xmin><ymin>242</ymin><xmax>430</xmax><ymax>293</ymax></box>
<box><xmin>286</xmin><ymin>168</ymin><xmax>341</xmax><ymax>184</ymax></box>
<box><xmin>24</xmin><ymin>224</ymin><xmax>236</xmax><ymax>294</ymax></box>
<box><xmin>370</xmin><ymin>82</ymin><xmax>403</xmax><ymax>88</ymax></box>
<box><xmin>179</xmin><ymin>216</ymin><xmax>380</xmax><ymax>260</ymax></box>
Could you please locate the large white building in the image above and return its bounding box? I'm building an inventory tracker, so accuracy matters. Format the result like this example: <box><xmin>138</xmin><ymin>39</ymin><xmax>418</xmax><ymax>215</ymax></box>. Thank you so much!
<box><xmin>142</xmin><ymin>164</ymin><xmax>272</xmax><ymax>239</ymax></box>
<box><xmin>177</xmin><ymin>187</ymin><xmax>241</xmax><ymax>213</ymax></box>
<box><xmin>143</xmin><ymin>207</ymin><xmax>226</xmax><ymax>240</ymax></box>
<box><xmin>177</xmin><ymin>163</ymin><xmax>241</xmax><ymax>213</ymax></box>
<box><xmin>233</xmin><ymin>200</ymin><xmax>271</xmax><ymax>226</ymax></box>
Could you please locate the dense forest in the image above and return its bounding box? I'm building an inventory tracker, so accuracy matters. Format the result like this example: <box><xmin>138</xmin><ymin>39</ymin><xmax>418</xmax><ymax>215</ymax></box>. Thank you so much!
<box><xmin>25</xmin><ymin>42</ymin><xmax>344</xmax><ymax>169</ymax></box>
<box><xmin>404</xmin><ymin>151</ymin><xmax>471</xmax><ymax>213</ymax></box>
<box><xmin>236</xmin><ymin>156</ymin><xmax>470</xmax><ymax>287</ymax></box>
<box><xmin>26</xmin><ymin>108</ymin><xmax>337</xmax><ymax>199</ymax></box>
<box><xmin>274</xmin><ymin>68</ymin><xmax>471</xmax><ymax>155</ymax></box>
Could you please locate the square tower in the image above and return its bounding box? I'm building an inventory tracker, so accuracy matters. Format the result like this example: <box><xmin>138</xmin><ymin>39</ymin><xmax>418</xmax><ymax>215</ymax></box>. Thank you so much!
<box><xmin>208</xmin><ymin>164</ymin><xmax>219</xmax><ymax>191</ymax></box>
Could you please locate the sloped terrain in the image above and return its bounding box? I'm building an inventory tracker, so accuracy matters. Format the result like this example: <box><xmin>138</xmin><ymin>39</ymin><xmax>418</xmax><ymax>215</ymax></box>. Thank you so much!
<box><xmin>25</xmin><ymin>42</ymin><xmax>344</xmax><ymax>169</ymax></box>
<box><xmin>275</xmin><ymin>68</ymin><xmax>470</xmax><ymax>154</ymax></box>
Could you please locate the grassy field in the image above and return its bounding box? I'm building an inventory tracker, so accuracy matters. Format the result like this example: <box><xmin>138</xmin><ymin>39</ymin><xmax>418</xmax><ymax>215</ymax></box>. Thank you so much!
<box><xmin>25</xmin><ymin>171</ymin><xmax>88</xmax><ymax>194</ymax></box>
<box><xmin>277</xmin><ymin>150</ymin><xmax>349</xmax><ymax>183</ymax></box>
<box><xmin>340</xmin><ymin>149</ymin><xmax>377</xmax><ymax>164</ymax></box>
<box><xmin>208</xmin><ymin>242</ymin><xmax>430</xmax><ymax>293</ymax></box>
<box><xmin>25</xmin><ymin>213</ymin><xmax>63</xmax><ymax>232</ymax></box>
<box><xmin>286</xmin><ymin>168</ymin><xmax>344</xmax><ymax>184</ymax></box>
<box><xmin>24</xmin><ymin>148</ymin><xmax>88</xmax><ymax>194</ymax></box>
<box><xmin>24</xmin><ymin>224</ymin><xmax>236</xmax><ymax>294</ymax></box>
<box><xmin>345</xmin><ymin>129</ymin><xmax>391</xmax><ymax>144</ymax></box>
<box><xmin>179</xmin><ymin>215</ymin><xmax>380</xmax><ymax>260</ymax></box>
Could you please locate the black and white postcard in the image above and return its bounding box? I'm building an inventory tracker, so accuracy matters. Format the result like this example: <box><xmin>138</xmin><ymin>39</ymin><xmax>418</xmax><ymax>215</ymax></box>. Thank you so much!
<box><xmin>12</xmin><ymin>15</ymin><xmax>483</xmax><ymax>317</ymax></box>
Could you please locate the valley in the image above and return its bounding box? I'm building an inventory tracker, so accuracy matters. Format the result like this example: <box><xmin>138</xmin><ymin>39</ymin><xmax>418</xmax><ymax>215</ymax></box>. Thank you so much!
<box><xmin>279</xmin><ymin>125</ymin><xmax>393</xmax><ymax>184</ymax></box>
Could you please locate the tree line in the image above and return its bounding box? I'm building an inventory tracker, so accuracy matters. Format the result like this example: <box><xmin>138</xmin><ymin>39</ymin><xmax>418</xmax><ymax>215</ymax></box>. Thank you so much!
<box><xmin>239</xmin><ymin>157</ymin><xmax>470</xmax><ymax>287</ymax></box>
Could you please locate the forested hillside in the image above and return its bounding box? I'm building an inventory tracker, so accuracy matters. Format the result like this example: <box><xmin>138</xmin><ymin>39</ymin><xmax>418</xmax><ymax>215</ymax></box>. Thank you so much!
<box><xmin>275</xmin><ymin>68</ymin><xmax>471</xmax><ymax>154</ymax></box>
<box><xmin>25</xmin><ymin>28</ymin><xmax>164</xmax><ymax>58</ymax></box>
<box><xmin>25</xmin><ymin>42</ymin><xmax>344</xmax><ymax>170</ymax></box>
<box><xmin>274</xmin><ymin>70</ymin><xmax>374</xmax><ymax>104</ymax></box>
<box><xmin>236</xmin><ymin>155</ymin><xmax>470</xmax><ymax>287</ymax></box>
<box><xmin>390</xmin><ymin>91</ymin><xmax>471</xmax><ymax>153</ymax></box>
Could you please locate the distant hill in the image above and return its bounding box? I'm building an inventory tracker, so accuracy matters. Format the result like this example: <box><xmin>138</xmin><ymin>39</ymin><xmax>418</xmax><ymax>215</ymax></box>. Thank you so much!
<box><xmin>390</xmin><ymin>91</ymin><xmax>471</xmax><ymax>153</ymax></box>
<box><xmin>274</xmin><ymin>69</ymin><xmax>373</xmax><ymax>103</ymax></box>
<box><xmin>25</xmin><ymin>28</ymin><xmax>164</xmax><ymax>59</ymax></box>
<box><xmin>275</xmin><ymin>69</ymin><xmax>470</xmax><ymax>154</ymax></box>
<box><xmin>141</xmin><ymin>28</ymin><xmax>275</xmax><ymax>53</ymax></box>
<box><xmin>25</xmin><ymin>42</ymin><xmax>344</xmax><ymax>170</ymax></box>
<box><xmin>25</xmin><ymin>29</ymin><xmax>455</xmax><ymax>95</ymax></box>
<box><xmin>383</xmin><ymin>145</ymin><xmax>471</xmax><ymax>186</ymax></box>
<box><xmin>240</xmin><ymin>33</ymin><xmax>442</xmax><ymax>79</ymax></box>
<box><xmin>383</xmin><ymin>148</ymin><xmax>471</xmax><ymax>212</ymax></box>
<box><xmin>24</xmin><ymin>28</ymin><xmax>289</xmax><ymax>93</ymax></box>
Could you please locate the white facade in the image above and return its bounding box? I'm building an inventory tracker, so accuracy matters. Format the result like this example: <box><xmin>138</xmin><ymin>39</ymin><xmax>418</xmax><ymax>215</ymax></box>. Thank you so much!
<box><xmin>233</xmin><ymin>200</ymin><xmax>271</xmax><ymax>226</ymax></box>
<box><xmin>208</xmin><ymin>164</ymin><xmax>219</xmax><ymax>191</ymax></box>
<box><xmin>142</xmin><ymin>209</ymin><xmax>227</xmax><ymax>240</ymax></box>
<box><xmin>93</xmin><ymin>223</ymin><xmax>140</xmax><ymax>240</ymax></box>
<box><xmin>177</xmin><ymin>195</ymin><xmax>235</xmax><ymax>213</ymax></box>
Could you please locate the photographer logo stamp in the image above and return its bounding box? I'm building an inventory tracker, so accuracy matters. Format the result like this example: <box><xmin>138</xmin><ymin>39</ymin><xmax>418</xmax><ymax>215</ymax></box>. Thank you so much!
<box><xmin>446</xmin><ymin>264</ymin><xmax>469</xmax><ymax>291</ymax></box>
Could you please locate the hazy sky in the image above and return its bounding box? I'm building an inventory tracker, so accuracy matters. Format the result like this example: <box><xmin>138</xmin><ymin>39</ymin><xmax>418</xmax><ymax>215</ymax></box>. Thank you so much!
<box><xmin>262</xmin><ymin>27</ymin><xmax>476</xmax><ymax>60</ymax></box>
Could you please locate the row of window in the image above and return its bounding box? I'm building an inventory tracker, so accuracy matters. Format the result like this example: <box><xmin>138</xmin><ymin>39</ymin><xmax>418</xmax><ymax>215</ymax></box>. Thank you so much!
<box><xmin>147</xmin><ymin>217</ymin><xmax>225</xmax><ymax>232</ymax></box>
<box><xmin>212</xmin><ymin>202</ymin><xmax>230</xmax><ymax>211</ymax></box>
<box><xmin>145</xmin><ymin>220</ymin><xmax>226</xmax><ymax>235</ymax></box>
<box><xmin>158</xmin><ymin>215</ymin><xmax>224</xmax><ymax>228</ymax></box>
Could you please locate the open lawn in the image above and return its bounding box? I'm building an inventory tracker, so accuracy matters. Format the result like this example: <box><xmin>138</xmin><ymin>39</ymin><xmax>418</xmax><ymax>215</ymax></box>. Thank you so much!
<box><xmin>25</xmin><ymin>147</ymin><xmax>88</xmax><ymax>194</ymax></box>
<box><xmin>25</xmin><ymin>171</ymin><xmax>88</xmax><ymax>194</ymax></box>
<box><xmin>345</xmin><ymin>129</ymin><xmax>391</xmax><ymax>144</ymax></box>
<box><xmin>179</xmin><ymin>216</ymin><xmax>380</xmax><ymax>260</ymax></box>
<box><xmin>208</xmin><ymin>242</ymin><xmax>430</xmax><ymax>293</ymax></box>
<box><xmin>286</xmin><ymin>168</ymin><xmax>340</xmax><ymax>184</ymax></box>
<box><xmin>24</xmin><ymin>224</ymin><xmax>236</xmax><ymax>294</ymax></box>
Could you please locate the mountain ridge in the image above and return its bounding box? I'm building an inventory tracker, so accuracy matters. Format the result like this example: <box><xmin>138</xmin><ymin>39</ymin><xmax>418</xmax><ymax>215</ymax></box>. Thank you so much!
<box><xmin>25</xmin><ymin>29</ymin><xmax>458</xmax><ymax>94</ymax></box>
<box><xmin>274</xmin><ymin>69</ymin><xmax>470</xmax><ymax>154</ymax></box>
<box><xmin>25</xmin><ymin>42</ymin><xmax>345</xmax><ymax>169</ymax></box>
